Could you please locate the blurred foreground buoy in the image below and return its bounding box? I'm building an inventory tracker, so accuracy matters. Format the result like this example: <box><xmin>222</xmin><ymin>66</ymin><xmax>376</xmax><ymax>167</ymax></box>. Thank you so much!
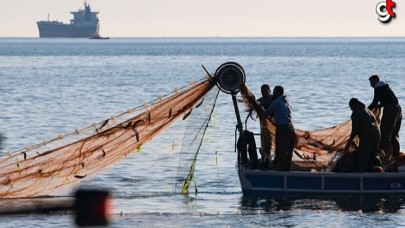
<box><xmin>0</xmin><ymin>188</ymin><xmax>111</xmax><ymax>227</ymax></box>
<box><xmin>75</xmin><ymin>189</ymin><xmax>110</xmax><ymax>227</ymax></box>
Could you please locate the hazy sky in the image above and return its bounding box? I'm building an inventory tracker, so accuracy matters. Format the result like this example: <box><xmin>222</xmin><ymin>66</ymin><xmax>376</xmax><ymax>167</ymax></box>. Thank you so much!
<box><xmin>0</xmin><ymin>0</ymin><xmax>404</xmax><ymax>37</ymax></box>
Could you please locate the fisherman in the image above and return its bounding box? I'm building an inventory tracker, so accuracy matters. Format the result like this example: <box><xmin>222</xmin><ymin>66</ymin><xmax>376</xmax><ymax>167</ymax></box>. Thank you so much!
<box><xmin>345</xmin><ymin>98</ymin><xmax>382</xmax><ymax>172</ymax></box>
<box><xmin>368</xmin><ymin>75</ymin><xmax>402</xmax><ymax>165</ymax></box>
<box><xmin>257</xmin><ymin>84</ymin><xmax>273</xmax><ymax>169</ymax></box>
<box><xmin>258</xmin><ymin>86</ymin><xmax>296</xmax><ymax>171</ymax></box>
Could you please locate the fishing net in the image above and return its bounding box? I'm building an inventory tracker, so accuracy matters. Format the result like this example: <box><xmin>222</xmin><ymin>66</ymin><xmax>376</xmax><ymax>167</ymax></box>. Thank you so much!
<box><xmin>174</xmin><ymin>87</ymin><xmax>219</xmax><ymax>194</ymax></box>
<box><xmin>240</xmin><ymin>85</ymin><xmax>383</xmax><ymax>171</ymax></box>
<box><xmin>0</xmin><ymin>78</ymin><xmax>215</xmax><ymax>198</ymax></box>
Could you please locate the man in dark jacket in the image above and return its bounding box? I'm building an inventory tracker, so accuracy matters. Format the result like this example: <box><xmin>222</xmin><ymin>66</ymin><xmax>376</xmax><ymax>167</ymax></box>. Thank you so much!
<box><xmin>345</xmin><ymin>98</ymin><xmax>381</xmax><ymax>172</ymax></box>
<box><xmin>368</xmin><ymin>75</ymin><xmax>402</xmax><ymax>163</ymax></box>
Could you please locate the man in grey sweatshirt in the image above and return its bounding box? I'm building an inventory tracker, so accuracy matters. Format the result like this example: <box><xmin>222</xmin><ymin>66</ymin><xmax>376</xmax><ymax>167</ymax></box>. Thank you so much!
<box><xmin>261</xmin><ymin>86</ymin><xmax>296</xmax><ymax>171</ymax></box>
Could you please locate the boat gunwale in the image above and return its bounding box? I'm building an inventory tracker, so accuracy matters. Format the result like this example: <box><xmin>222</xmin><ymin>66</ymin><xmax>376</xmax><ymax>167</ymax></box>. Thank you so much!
<box><xmin>238</xmin><ymin>168</ymin><xmax>405</xmax><ymax>196</ymax></box>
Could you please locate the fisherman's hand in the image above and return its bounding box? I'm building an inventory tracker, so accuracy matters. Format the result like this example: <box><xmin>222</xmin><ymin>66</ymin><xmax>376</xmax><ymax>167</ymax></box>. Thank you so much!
<box><xmin>247</xmin><ymin>95</ymin><xmax>257</xmax><ymax>107</ymax></box>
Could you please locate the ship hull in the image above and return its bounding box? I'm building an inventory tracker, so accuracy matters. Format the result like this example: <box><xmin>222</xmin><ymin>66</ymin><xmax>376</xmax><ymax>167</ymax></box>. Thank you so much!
<box><xmin>37</xmin><ymin>21</ymin><xmax>98</xmax><ymax>38</ymax></box>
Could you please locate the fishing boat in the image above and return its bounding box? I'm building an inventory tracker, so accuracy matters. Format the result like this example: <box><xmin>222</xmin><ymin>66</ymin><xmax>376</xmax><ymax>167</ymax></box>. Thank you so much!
<box><xmin>1</xmin><ymin>61</ymin><xmax>404</xmax><ymax>199</ymax></box>
<box><xmin>212</xmin><ymin>62</ymin><xmax>405</xmax><ymax>197</ymax></box>
<box><xmin>89</xmin><ymin>34</ymin><xmax>110</xmax><ymax>40</ymax></box>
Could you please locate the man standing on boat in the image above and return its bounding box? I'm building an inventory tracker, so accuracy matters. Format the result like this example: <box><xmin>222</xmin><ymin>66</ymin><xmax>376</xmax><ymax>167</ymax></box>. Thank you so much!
<box><xmin>260</xmin><ymin>86</ymin><xmax>296</xmax><ymax>171</ymax></box>
<box><xmin>345</xmin><ymin>98</ymin><xmax>382</xmax><ymax>172</ymax></box>
<box><xmin>368</xmin><ymin>75</ymin><xmax>402</xmax><ymax>165</ymax></box>
<box><xmin>257</xmin><ymin>84</ymin><xmax>273</xmax><ymax>169</ymax></box>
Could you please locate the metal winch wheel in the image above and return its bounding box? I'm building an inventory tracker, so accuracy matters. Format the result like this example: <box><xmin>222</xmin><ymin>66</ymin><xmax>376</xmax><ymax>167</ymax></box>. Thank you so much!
<box><xmin>215</xmin><ymin>62</ymin><xmax>246</xmax><ymax>94</ymax></box>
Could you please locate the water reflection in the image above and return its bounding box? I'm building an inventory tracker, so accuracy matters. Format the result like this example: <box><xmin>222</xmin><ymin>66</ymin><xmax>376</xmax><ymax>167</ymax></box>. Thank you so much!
<box><xmin>240</xmin><ymin>194</ymin><xmax>405</xmax><ymax>213</ymax></box>
<box><xmin>333</xmin><ymin>195</ymin><xmax>405</xmax><ymax>213</ymax></box>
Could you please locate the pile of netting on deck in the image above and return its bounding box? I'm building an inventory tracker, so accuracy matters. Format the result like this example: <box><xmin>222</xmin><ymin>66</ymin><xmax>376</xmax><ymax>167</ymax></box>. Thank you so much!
<box><xmin>0</xmin><ymin>78</ymin><xmax>215</xmax><ymax>198</ymax></box>
<box><xmin>240</xmin><ymin>85</ymin><xmax>382</xmax><ymax>171</ymax></box>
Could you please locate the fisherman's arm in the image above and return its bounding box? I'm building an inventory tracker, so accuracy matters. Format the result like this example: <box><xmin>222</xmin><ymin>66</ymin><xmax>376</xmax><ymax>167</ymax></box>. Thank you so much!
<box><xmin>345</xmin><ymin>113</ymin><xmax>360</xmax><ymax>150</ymax></box>
<box><xmin>368</xmin><ymin>90</ymin><xmax>379</xmax><ymax>109</ymax></box>
<box><xmin>263</xmin><ymin>100</ymin><xmax>277</xmax><ymax>118</ymax></box>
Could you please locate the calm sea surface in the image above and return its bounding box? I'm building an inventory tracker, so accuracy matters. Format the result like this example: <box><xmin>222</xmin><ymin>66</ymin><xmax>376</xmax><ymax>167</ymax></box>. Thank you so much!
<box><xmin>1</xmin><ymin>38</ymin><xmax>405</xmax><ymax>227</ymax></box>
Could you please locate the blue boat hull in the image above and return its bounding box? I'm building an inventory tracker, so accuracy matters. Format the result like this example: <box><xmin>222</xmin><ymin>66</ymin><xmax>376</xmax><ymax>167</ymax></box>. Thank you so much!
<box><xmin>239</xmin><ymin>169</ymin><xmax>405</xmax><ymax>196</ymax></box>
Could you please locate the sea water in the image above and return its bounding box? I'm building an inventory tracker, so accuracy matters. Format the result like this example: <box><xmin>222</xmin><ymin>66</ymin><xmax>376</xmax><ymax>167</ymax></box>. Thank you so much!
<box><xmin>0</xmin><ymin>38</ymin><xmax>405</xmax><ymax>227</ymax></box>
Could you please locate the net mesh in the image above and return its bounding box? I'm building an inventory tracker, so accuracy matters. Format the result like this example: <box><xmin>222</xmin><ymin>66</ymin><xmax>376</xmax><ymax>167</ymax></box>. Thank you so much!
<box><xmin>174</xmin><ymin>87</ymin><xmax>219</xmax><ymax>194</ymax></box>
<box><xmin>0</xmin><ymin>78</ymin><xmax>215</xmax><ymax>198</ymax></box>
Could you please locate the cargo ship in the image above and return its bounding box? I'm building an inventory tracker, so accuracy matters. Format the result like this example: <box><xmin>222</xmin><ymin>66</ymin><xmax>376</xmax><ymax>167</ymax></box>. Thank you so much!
<box><xmin>37</xmin><ymin>3</ymin><xmax>100</xmax><ymax>38</ymax></box>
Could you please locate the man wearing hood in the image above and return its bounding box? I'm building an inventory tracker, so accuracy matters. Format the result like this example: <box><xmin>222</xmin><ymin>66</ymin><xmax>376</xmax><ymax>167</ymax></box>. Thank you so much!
<box><xmin>261</xmin><ymin>85</ymin><xmax>296</xmax><ymax>171</ymax></box>
<box><xmin>368</xmin><ymin>75</ymin><xmax>402</xmax><ymax>164</ymax></box>
<box><xmin>345</xmin><ymin>98</ymin><xmax>381</xmax><ymax>172</ymax></box>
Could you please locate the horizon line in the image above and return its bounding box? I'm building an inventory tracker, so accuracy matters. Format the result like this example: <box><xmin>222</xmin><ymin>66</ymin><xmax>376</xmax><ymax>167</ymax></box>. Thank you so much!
<box><xmin>1</xmin><ymin>35</ymin><xmax>405</xmax><ymax>39</ymax></box>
